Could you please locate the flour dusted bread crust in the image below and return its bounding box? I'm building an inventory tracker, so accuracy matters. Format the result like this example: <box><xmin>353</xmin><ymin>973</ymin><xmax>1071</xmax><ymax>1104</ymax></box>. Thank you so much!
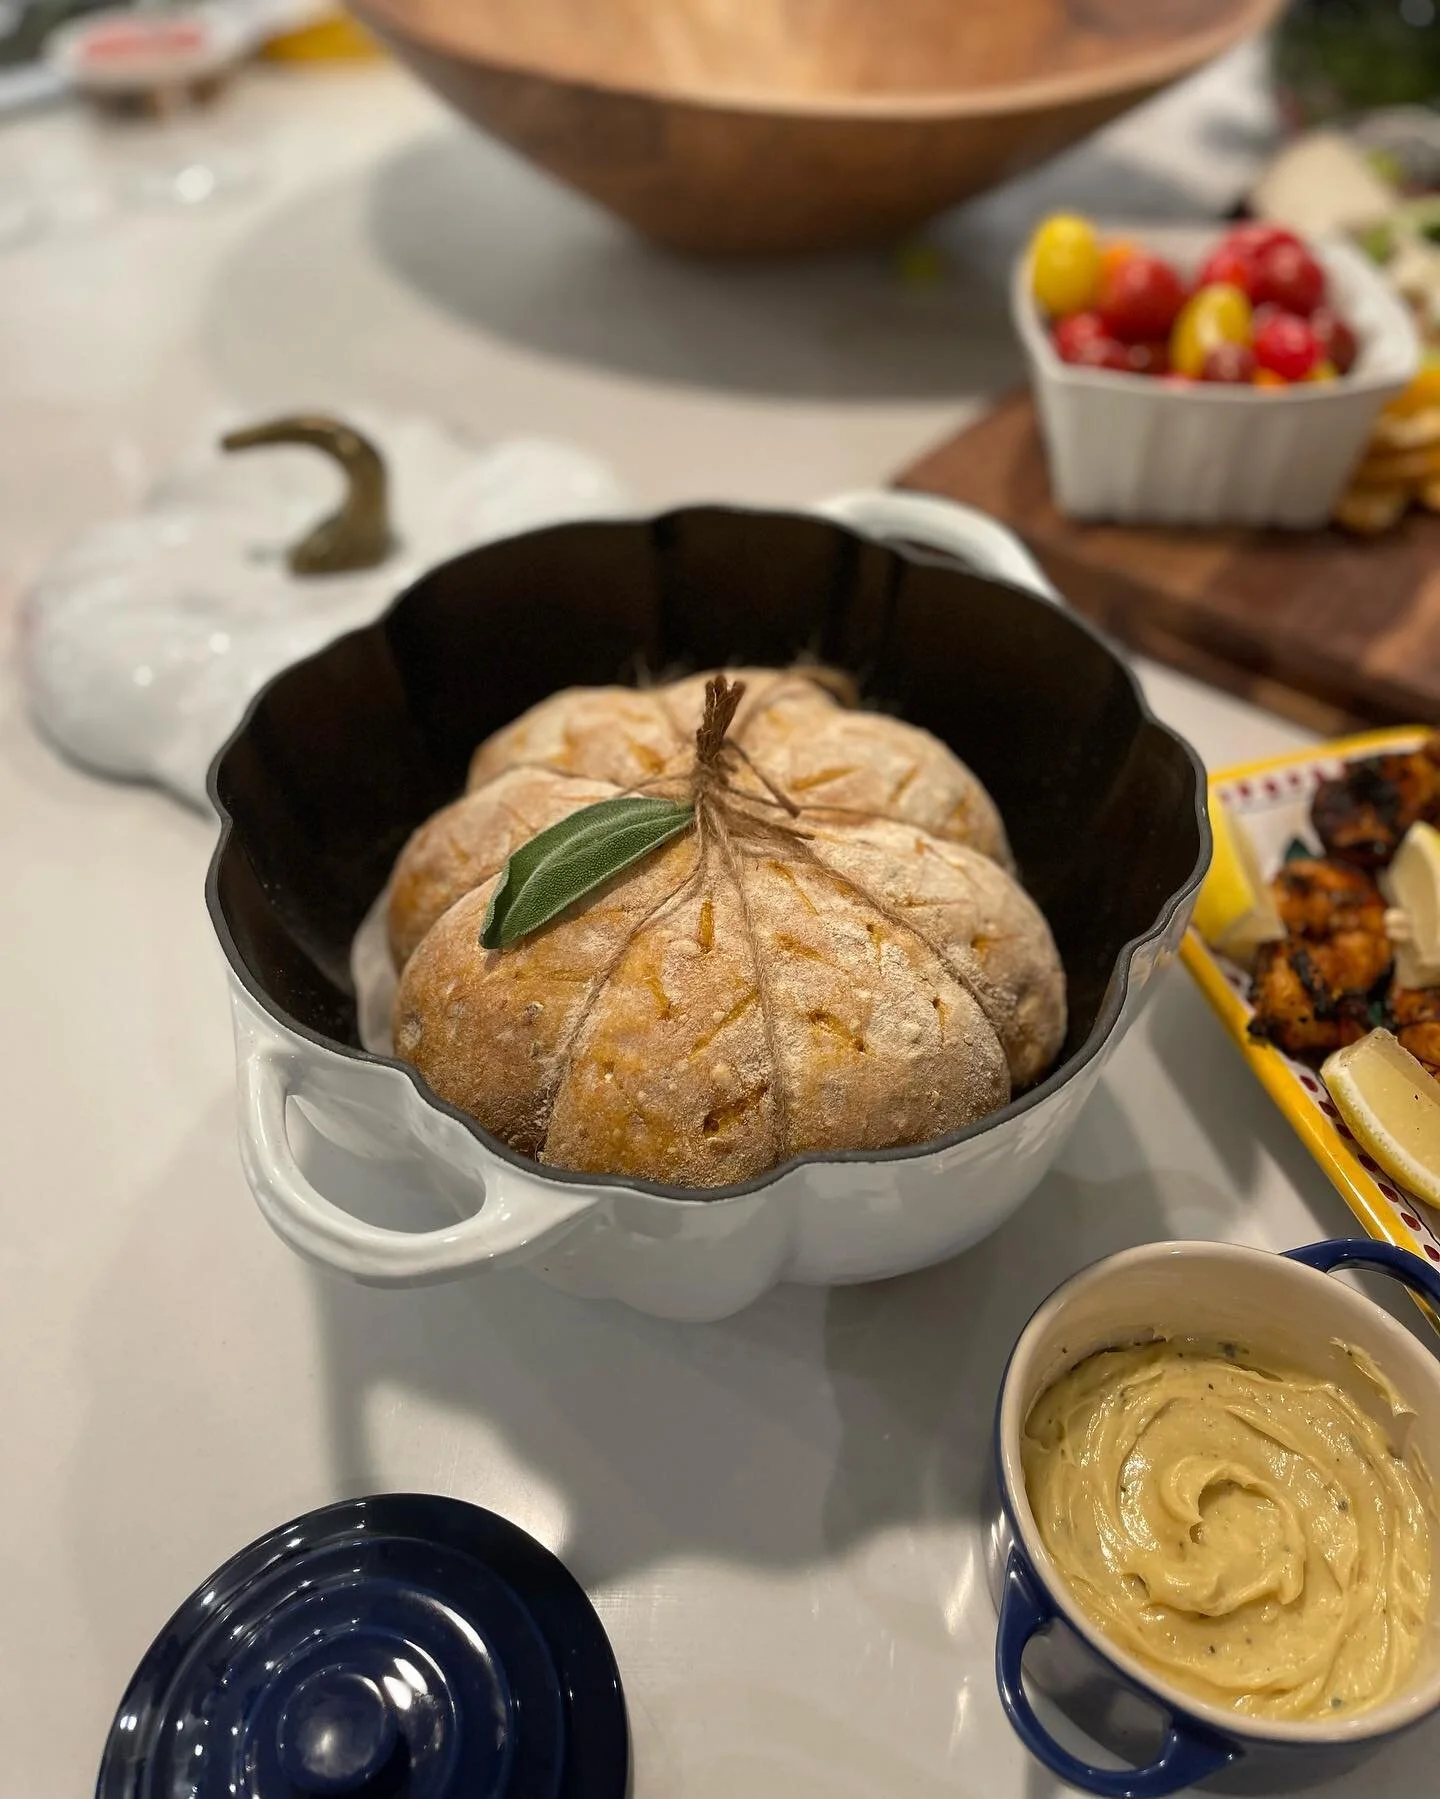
<box><xmin>387</xmin><ymin>766</ymin><xmax>617</xmax><ymax>970</ymax></box>
<box><xmin>388</xmin><ymin>669</ymin><xmax>1064</xmax><ymax>1189</ymax></box>
<box><xmin>466</xmin><ymin>668</ymin><xmax>1014</xmax><ymax>868</ymax></box>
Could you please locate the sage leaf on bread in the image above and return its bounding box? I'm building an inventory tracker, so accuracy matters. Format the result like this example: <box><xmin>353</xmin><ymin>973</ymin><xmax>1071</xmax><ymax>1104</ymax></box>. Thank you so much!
<box><xmin>481</xmin><ymin>796</ymin><xmax>694</xmax><ymax>949</ymax></box>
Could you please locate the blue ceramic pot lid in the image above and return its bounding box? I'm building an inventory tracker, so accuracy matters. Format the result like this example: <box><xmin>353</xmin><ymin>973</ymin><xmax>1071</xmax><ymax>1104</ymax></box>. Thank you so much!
<box><xmin>97</xmin><ymin>1494</ymin><xmax>628</xmax><ymax>1799</ymax></box>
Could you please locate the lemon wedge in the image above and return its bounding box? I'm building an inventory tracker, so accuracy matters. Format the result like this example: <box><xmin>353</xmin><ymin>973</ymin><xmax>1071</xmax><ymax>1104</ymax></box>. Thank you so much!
<box><xmin>1322</xmin><ymin>1030</ymin><xmax>1440</xmax><ymax>1208</ymax></box>
<box><xmin>1192</xmin><ymin>791</ymin><xmax>1284</xmax><ymax>964</ymax></box>
<box><xmin>1382</xmin><ymin>822</ymin><xmax>1440</xmax><ymax>989</ymax></box>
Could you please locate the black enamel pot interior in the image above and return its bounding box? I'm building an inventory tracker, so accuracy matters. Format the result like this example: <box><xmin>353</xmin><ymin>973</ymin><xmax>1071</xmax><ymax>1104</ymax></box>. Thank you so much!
<box><xmin>207</xmin><ymin>505</ymin><xmax>1208</xmax><ymax>1185</ymax></box>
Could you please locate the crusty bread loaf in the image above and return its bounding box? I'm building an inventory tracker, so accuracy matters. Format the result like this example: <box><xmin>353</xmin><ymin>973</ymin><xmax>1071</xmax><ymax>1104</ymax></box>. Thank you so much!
<box><xmin>387</xmin><ymin>670</ymin><xmax>1064</xmax><ymax>1189</ymax></box>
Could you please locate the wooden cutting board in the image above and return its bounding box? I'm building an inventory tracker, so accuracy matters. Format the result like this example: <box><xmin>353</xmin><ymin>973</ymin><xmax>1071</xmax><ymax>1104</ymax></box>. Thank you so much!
<box><xmin>896</xmin><ymin>392</ymin><xmax>1440</xmax><ymax>735</ymax></box>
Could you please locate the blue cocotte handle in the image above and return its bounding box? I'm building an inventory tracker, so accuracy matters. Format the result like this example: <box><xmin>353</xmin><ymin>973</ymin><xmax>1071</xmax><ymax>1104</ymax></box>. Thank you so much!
<box><xmin>1284</xmin><ymin>1236</ymin><xmax>1440</xmax><ymax>1308</ymax></box>
<box><xmin>995</xmin><ymin>1555</ymin><xmax>1236</xmax><ymax>1798</ymax></box>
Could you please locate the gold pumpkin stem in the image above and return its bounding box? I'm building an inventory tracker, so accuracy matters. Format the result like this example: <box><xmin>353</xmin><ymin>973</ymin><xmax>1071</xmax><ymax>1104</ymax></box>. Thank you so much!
<box><xmin>221</xmin><ymin>413</ymin><xmax>394</xmax><ymax>576</ymax></box>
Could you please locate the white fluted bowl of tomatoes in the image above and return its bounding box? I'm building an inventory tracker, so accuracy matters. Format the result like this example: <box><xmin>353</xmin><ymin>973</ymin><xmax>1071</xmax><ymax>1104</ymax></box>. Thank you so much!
<box><xmin>1014</xmin><ymin>216</ymin><xmax>1419</xmax><ymax>528</ymax></box>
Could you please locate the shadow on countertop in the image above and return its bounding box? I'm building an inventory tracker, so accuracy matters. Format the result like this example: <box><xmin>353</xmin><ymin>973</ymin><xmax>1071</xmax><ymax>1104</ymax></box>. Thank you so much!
<box><xmin>202</xmin><ymin>103</ymin><xmax>1224</xmax><ymax>416</ymax></box>
<box><xmin>61</xmin><ymin>1074</ymin><xmax>1440</xmax><ymax>1799</ymax></box>
<box><xmin>360</xmin><ymin>124</ymin><xmax>1224</xmax><ymax>405</ymax></box>
<box><xmin>361</xmin><ymin>127</ymin><xmax>1021</xmax><ymax>402</ymax></box>
<box><xmin>302</xmin><ymin>1083</ymin><xmax>1218</xmax><ymax>1592</ymax></box>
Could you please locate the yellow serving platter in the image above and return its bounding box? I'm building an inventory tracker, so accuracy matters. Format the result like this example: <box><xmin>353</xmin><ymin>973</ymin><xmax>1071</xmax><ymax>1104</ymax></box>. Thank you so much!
<box><xmin>1181</xmin><ymin>727</ymin><xmax>1440</xmax><ymax>1324</ymax></box>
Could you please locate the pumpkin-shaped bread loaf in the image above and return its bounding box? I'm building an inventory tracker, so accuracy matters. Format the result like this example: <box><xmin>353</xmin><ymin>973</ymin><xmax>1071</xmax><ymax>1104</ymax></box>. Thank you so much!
<box><xmin>388</xmin><ymin>669</ymin><xmax>1065</xmax><ymax>1189</ymax></box>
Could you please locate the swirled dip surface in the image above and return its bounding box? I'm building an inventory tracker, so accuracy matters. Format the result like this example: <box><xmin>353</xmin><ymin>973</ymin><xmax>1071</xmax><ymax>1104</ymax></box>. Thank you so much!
<box><xmin>1022</xmin><ymin>1339</ymin><xmax>1433</xmax><ymax>1720</ymax></box>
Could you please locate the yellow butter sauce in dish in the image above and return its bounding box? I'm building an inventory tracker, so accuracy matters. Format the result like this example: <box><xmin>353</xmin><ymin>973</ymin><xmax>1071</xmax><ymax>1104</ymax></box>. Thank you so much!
<box><xmin>1023</xmin><ymin>1338</ymin><xmax>1434</xmax><ymax>1721</ymax></box>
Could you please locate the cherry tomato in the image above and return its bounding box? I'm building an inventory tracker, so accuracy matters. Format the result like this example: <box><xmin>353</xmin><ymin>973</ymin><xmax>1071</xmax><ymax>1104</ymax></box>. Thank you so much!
<box><xmin>1253</xmin><ymin>312</ymin><xmax>1321</xmax><ymax>381</ymax></box>
<box><xmin>1253</xmin><ymin>369</ymin><xmax>1289</xmax><ymax>388</ymax></box>
<box><xmin>1307</xmin><ymin>360</ymin><xmax>1339</xmax><ymax>383</ymax></box>
<box><xmin>1169</xmin><ymin>282</ymin><xmax>1252</xmax><ymax>377</ymax></box>
<box><xmin>1052</xmin><ymin>311</ymin><xmax>1107</xmax><ymax>361</ymax></box>
<box><xmin>1310</xmin><ymin>307</ymin><xmax>1358</xmax><ymax>375</ymax></box>
<box><xmin>1200</xmin><ymin>342</ymin><xmax>1257</xmax><ymax>384</ymax></box>
<box><xmin>1068</xmin><ymin>334</ymin><xmax>1131</xmax><ymax>371</ymax></box>
<box><xmin>1251</xmin><ymin>240</ymin><xmax>1326</xmax><ymax>315</ymax></box>
<box><xmin>1196</xmin><ymin>243</ymin><xmax>1256</xmax><ymax>294</ymax></box>
<box><xmin>1195</xmin><ymin>224</ymin><xmax>1304</xmax><ymax>298</ymax></box>
<box><xmin>1125</xmin><ymin>341</ymin><xmax>1170</xmax><ymax>376</ymax></box>
<box><xmin>1096</xmin><ymin>252</ymin><xmax>1187</xmax><ymax>343</ymax></box>
<box><xmin>1098</xmin><ymin>240</ymin><xmax>1138</xmax><ymax>283</ymax></box>
<box><xmin>1222</xmin><ymin>222</ymin><xmax>1300</xmax><ymax>259</ymax></box>
<box><xmin>1030</xmin><ymin>214</ymin><xmax>1101</xmax><ymax>317</ymax></box>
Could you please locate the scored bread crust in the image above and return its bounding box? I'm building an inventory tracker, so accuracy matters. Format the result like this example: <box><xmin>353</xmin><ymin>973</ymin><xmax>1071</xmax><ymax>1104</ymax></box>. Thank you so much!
<box><xmin>388</xmin><ymin>671</ymin><xmax>1063</xmax><ymax>1189</ymax></box>
<box><xmin>465</xmin><ymin>669</ymin><xmax>1012</xmax><ymax>863</ymax></box>
<box><xmin>387</xmin><ymin>767</ymin><xmax>617</xmax><ymax>970</ymax></box>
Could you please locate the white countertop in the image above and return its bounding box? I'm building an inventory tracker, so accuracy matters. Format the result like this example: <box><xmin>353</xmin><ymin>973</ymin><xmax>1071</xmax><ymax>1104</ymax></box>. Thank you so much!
<box><xmin>2</xmin><ymin>51</ymin><xmax>1436</xmax><ymax>1799</ymax></box>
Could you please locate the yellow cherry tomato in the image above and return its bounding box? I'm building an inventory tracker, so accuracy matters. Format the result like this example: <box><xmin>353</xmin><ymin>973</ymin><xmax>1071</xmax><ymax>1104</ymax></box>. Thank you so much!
<box><xmin>1029</xmin><ymin>214</ymin><xmax>1101</xmax><ymax>318</ymax></box>
<box><xmin>1307</xmin><ymin>360</ymin><xmax>1339</xmax><ymax>383</ymax></box>
<box><xmin>1169</xmin><ymin>282</ymin><xmax>1252</xmax><ymax>378</ymax></box>
<box><xmin>1253</xmin><ymin>368</ymin><xmax>1288</xmax><ymax>388</ymax></box>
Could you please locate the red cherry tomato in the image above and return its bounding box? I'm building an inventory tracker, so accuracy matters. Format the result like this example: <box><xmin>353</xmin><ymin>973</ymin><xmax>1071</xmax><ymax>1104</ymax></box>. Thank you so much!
<box><xmin>1222</xmin><ymin>222</ymin><xmax>1301</xmax><ymax>259</ymax></box>
<box><xmin>1310</xmin><ymin>306</ymin><xmax>1358</xmax><ymax>375</ymax></box>
<box><xmin>1253</xmin><ymin>312</ymin><xmax>1321</xmax><ymax>381</ymax></box>
<box><xmin>1096</xmin><ymin>252</ymin><xmax>1187</xmax><ymax>343</ymax></box>
<box><xmin>1052</xmin><ymin>311</ymin><xmax>1108</xmax><ymax>361</ymax></box>
<box><xmin>1069</xmin><ymin>335</ymin><xmax>1131</xmax><ymax>371</ymax></box>
<box><xmin>1200</xmin><ymin>342</ymin><xmax>1258</xmax><ymax>384</ymax></box>
<box><xmin>1125</xmin><ymin>341</ymin><xmax>1170</xmax><ymax>376</ymax></box>
<box><xmin>1197</xmin><ymin>223</ymin><xmax>1305</xmax><ymax>298</ymax></box>
<box><xmin>1196</xmin><ymin>244</ymin><xmax>1257</xmax><ymax>295</ymax></box>
<box><xmin>1251</xmin><ymin>240</ymin><xmax>1326</xmax><ymax>315</ymax></box>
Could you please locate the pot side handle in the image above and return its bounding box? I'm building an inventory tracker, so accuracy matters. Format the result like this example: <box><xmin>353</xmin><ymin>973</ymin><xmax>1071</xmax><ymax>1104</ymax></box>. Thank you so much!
<box><xmin>1284</xmin><ymin>1237</ymin><xmax>1440</xmax><ymax>1310</ymax></box>
<box><xmin>813</xmin><ymin>490</ymin><xmax>1062</xmax><ymax>604</ymax></box>
<box><xmin>237</xmin><ymin>1044</ymin><xmax>598</xmax><ymax>1286</ymax></box>
<box><xmin>995</xmin><ymin>1553</ymin><xmax>1237</xmax><ymax>1799</ymax></box>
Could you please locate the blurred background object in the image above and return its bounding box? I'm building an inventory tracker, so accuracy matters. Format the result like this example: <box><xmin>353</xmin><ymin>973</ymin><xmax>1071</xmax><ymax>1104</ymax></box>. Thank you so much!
<box><xmin>49</xmin><ymin>5</ymin><xmax>261</xmax><ymax>204</ymax></box>
<box><xmin>259</xmin><ymin>5</ymin><xmax>377</xmax><ymax>60</ymax></box>
<box><xmin>0</xmin><ymin>0</ymin><xmax>107</xmax><ymax>112</ymax></box>
<box><xmin>0</xmin><ymin>0</ymin><xmax>374</xmax><ymax>113</ymax></box>
<box><xmin>345</xmin><ymin>0</ymin><xmax>1285</xmax><ymax>255</ymax></box>
<box><xmin>0</xmin><ymin>2</ymin><xmax>379</xmax><ymax>257</ymax></box>
<box><xmin>1272</xmin><ymin>0</ymin><xmax>1440</xmax><ymax>128</ymax></box>
<box><xmin>0</xmin><ymin>0</ymin><xmax>110</xmax><ymax>71</ymax></box>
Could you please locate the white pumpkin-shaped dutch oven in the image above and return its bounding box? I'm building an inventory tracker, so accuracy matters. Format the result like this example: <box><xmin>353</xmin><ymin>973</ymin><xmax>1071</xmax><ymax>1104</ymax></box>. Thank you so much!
<box><xmin>207</xmin><ymin>492</ymin><xmax>1209</xmax><ymax>1321</ymax></box>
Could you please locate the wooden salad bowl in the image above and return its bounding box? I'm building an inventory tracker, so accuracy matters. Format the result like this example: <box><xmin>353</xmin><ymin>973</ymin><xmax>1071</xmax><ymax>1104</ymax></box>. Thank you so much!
<box><xmin>350</xmin><ymin>0</ymin><xmax>1282</xmax><ymax>255</ymax></box>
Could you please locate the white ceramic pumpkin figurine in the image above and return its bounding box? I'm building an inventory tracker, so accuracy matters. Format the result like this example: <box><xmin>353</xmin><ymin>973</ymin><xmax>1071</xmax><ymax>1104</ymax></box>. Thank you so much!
<box><xmin>388</xmin><ymin>670</ymin><xmax>1066</xmax><ymax>1189</ymax></box>
<box><xmin>21</xmin><ymin>411</ymin><xmax>623</xmax><ymax>808</ymax></box>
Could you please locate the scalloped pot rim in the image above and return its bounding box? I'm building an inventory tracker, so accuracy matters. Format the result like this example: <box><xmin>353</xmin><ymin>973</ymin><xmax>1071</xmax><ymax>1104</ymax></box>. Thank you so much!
<box><xmin>350</xmin><ymin>0</ymin><xmax>1282</xmax><ymax>123</ymax></box>
<box><xmin>206</xmin><ymin>503</ymin><xmax>1210</xmax><ymax>1208</ymax></box>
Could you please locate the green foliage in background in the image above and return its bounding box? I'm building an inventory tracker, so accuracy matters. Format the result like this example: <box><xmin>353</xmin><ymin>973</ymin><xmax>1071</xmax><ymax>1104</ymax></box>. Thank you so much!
<box><xmin>1273</xmin><ymin>0</ymin><xmax>1440</xmax><ymax>123</ymax></box>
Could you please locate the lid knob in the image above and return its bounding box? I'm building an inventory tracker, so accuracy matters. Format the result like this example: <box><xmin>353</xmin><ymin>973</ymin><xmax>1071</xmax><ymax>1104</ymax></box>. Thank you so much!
<box><xmin>98</xmin><ymin>1496</ymin><xmax>627</xmax><ymax>1799</ymax></box>
<box><xmin>276</xmin><ymin>1668</ymin><xmax>401</xmax><ymax>1795</ymax></box>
